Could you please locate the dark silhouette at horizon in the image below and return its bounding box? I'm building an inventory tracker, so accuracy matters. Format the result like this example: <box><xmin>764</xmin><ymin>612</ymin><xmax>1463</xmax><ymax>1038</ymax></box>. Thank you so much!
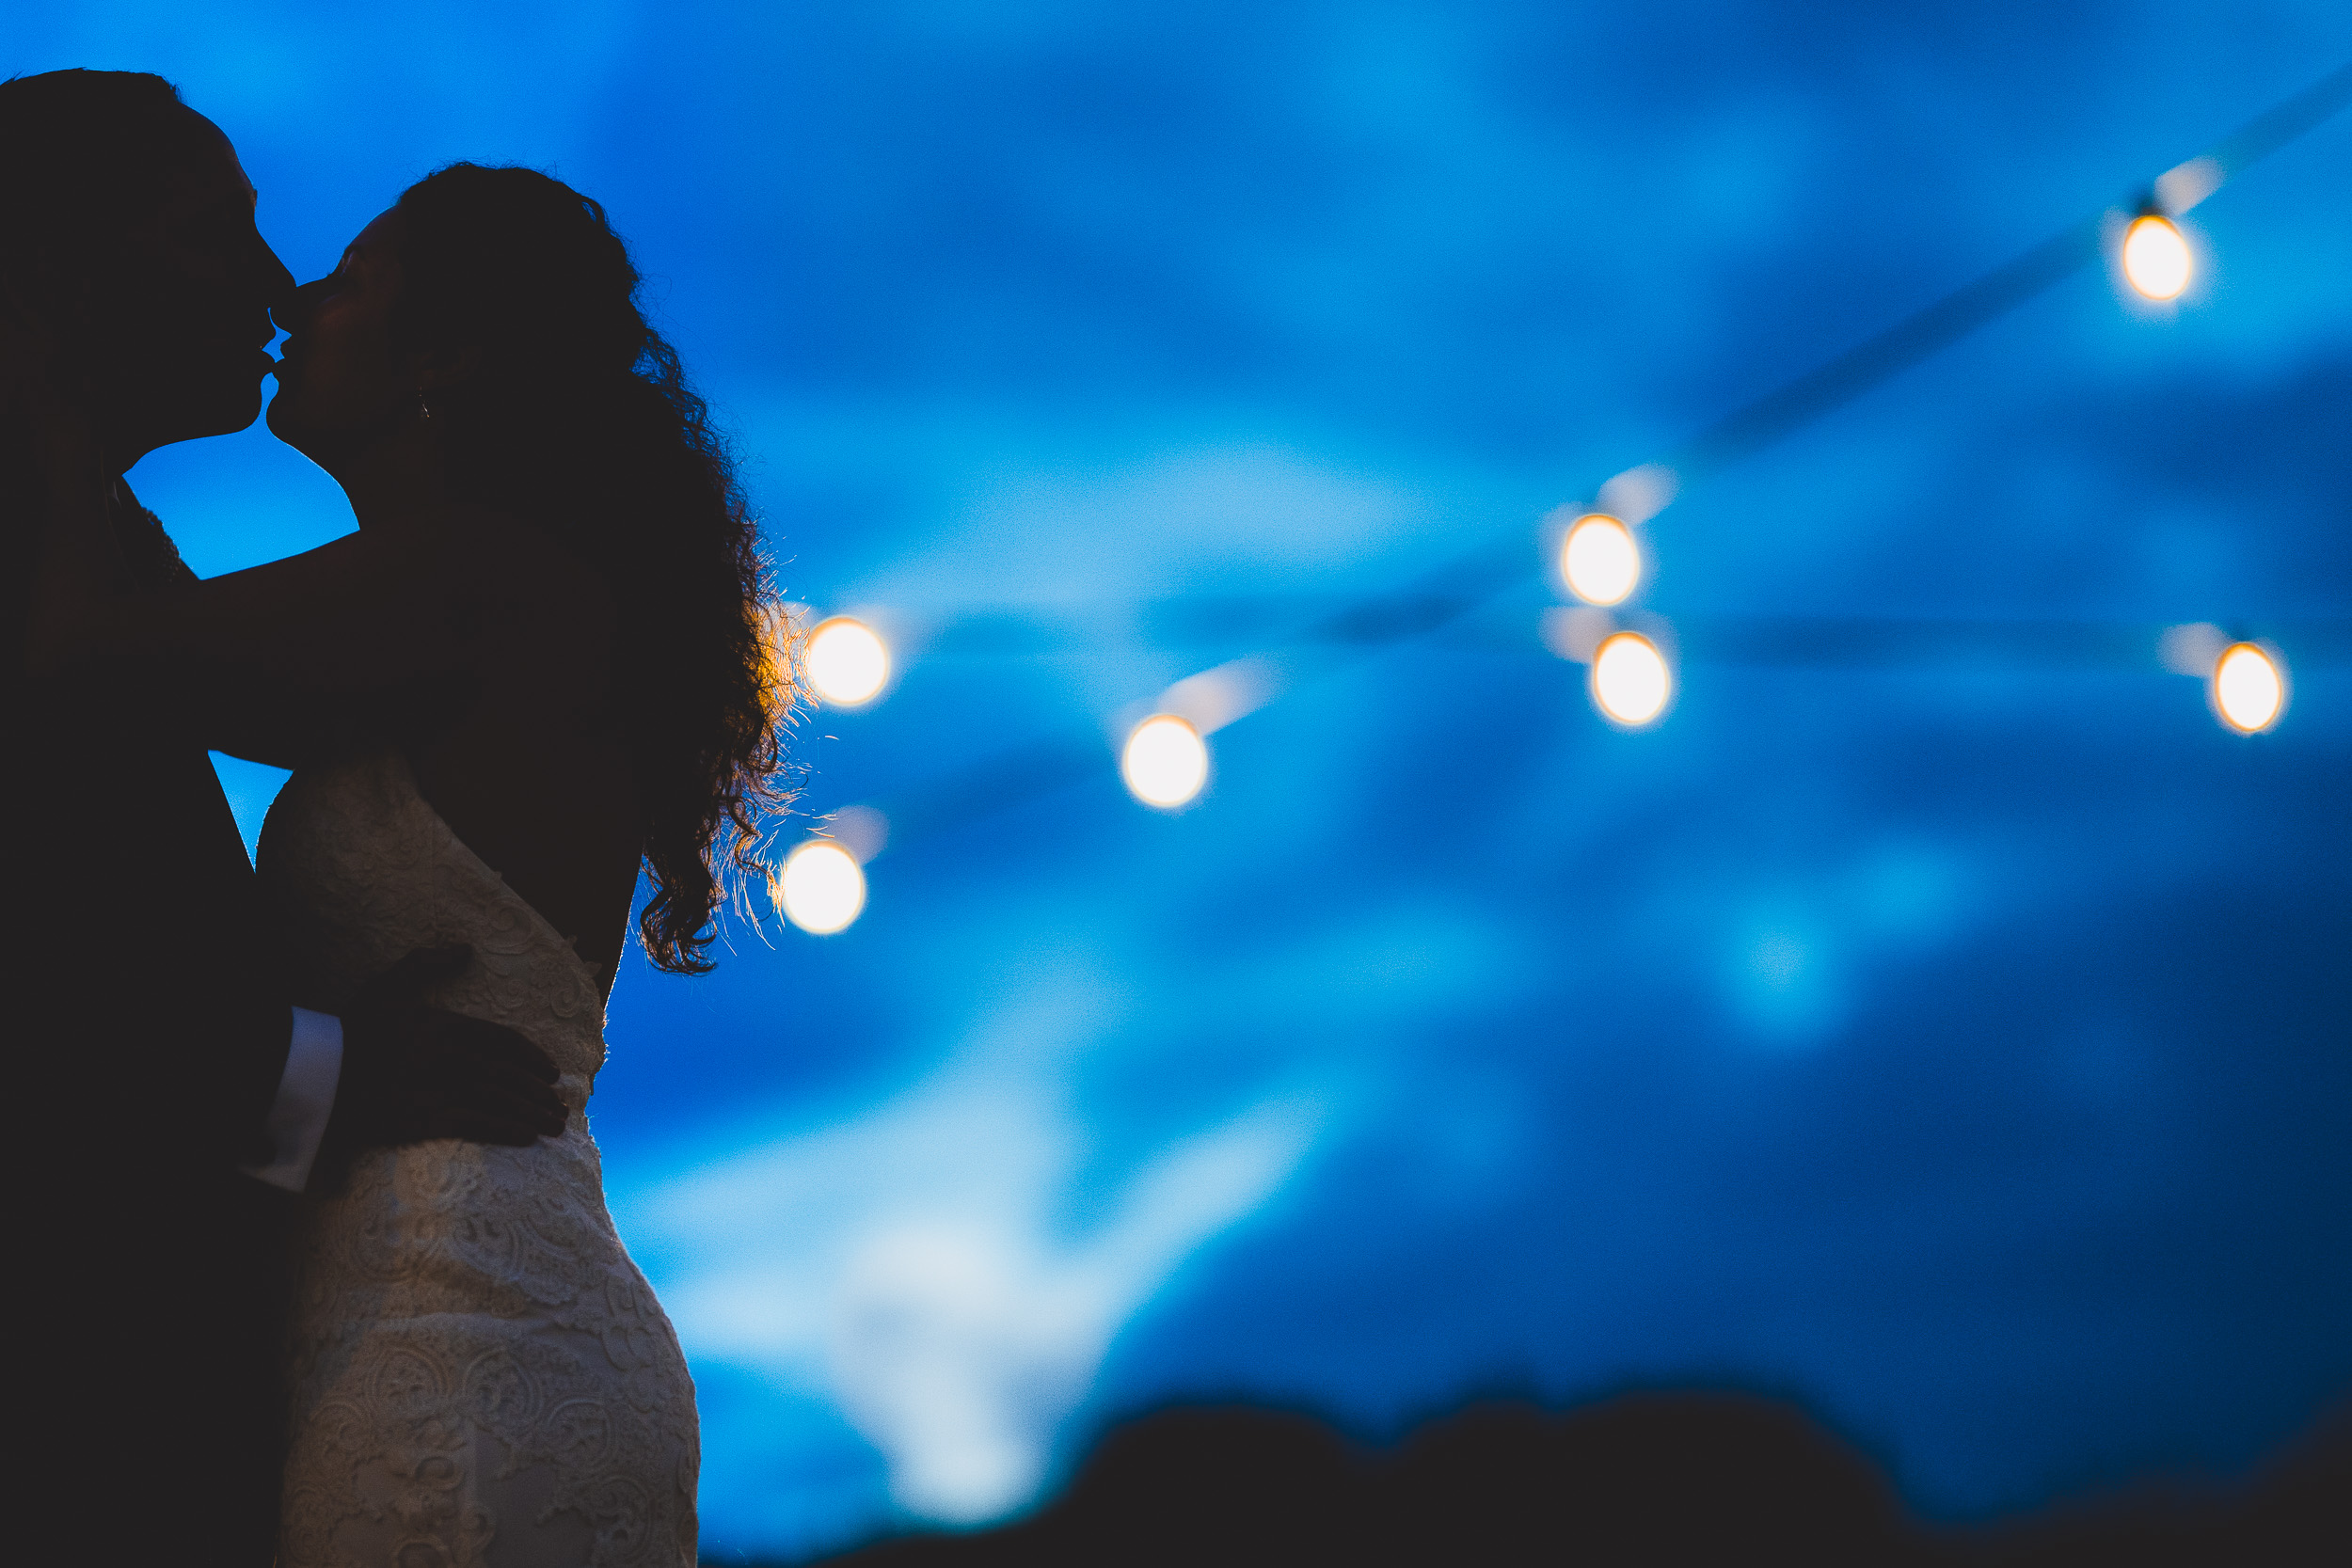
<box><xmin>787</xmin><ymin>1387</ymin><xmax>2349</xmax><ymax>1567</ymax></box>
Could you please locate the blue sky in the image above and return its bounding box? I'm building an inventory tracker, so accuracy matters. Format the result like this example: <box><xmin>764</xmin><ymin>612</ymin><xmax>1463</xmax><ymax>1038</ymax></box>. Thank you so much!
<box><xmin>11</xmin><ymin>3</ymin><xmax>2349</xmax><ymax>1557</ymax></box>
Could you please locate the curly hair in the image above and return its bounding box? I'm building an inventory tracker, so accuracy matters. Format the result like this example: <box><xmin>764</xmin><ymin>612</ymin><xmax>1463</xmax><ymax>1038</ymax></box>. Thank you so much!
<box><xmin>389</xmin><ymin>164</ymin><xmax>792</xmax><ymax>972</ymax></box>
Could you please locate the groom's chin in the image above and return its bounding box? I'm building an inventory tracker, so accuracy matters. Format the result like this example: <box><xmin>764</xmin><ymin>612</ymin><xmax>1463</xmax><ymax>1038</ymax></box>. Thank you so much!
<box><xmin>162</xmin><ymin>356</ymin><xmax>275</xmax><ymax>440</ymax></box>
<box><xmin>116</xmin><ymin>378</ymin><xmax>271</xmax><ymax>456</ymax></box>
<box><xmin>185</xmin><ymin>386</ymin><xmax>269</xmax><ymax>443</ymax></box>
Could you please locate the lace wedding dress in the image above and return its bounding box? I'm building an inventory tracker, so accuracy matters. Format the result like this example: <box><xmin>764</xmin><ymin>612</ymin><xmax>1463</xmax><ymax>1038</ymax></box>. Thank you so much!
<box><xmin>259</xmin><ymin>750</ymin><xmax>698</xmax><ymax>1567</ymax></box>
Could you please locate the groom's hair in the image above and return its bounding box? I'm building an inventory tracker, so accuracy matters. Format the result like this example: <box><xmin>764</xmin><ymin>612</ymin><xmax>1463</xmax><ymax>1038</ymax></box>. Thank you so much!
<box><xmin>1</xmin><ymin>71</ymin><xmax>202</xmax><ymax>665</ymax></box>
<box><xmin>0</xmin><ymin>70</ymin><xmax>199</xmax><ymax>309</ymax></box>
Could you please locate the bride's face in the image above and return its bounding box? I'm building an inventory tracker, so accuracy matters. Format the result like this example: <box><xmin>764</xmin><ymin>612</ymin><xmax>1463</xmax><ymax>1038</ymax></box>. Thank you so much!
<box><xmin>266</xmin><ymin>209</ymin><xmax>413</xmax><ymax>459</ymax></box>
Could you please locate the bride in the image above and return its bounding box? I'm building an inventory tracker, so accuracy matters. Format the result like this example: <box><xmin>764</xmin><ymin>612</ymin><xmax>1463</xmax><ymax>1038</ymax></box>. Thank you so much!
<box><xmin>36</xmin><ymin>164</ymin><xmax>787</xmax><ymax>1565</ymax></box>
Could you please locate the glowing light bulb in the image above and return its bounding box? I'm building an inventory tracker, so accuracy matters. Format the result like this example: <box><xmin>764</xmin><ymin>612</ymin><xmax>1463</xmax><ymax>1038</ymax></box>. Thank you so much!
<box><xmin>1590</xmin><ymin>631</ymin><xmax>1671</xmax><ymax>726</ymax></box>
<box><xmin>776</xmin><ymin>839</ymin><xmax>866</xmax><ymax>933</ymax></box>
<box><xmin>1561</xmin><ymin>513</ymin><xmax>1641</xmax><ymax>606</ymax></box>
<box><xmin>2211</xmin><ymin>642</ymin><xmax>2283</xmax><ymax>733</ymax></box>
<box><xmin>2122</xmin><ymin>214</ymin><xmax>2192</xmax><ymax>301</ymax></box>
<box><xmin>1121</xmin><ymin>714</ymin><xmax>1208</xmax><ymax>808</ymax></box>
<box><xmin>805</xmin><ymin>616</ymin><xmax>890</xmax><ymax>705</ymax></box>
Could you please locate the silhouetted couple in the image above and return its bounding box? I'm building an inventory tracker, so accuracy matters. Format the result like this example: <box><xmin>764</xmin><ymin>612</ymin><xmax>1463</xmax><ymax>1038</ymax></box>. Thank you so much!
<box><xmin>4</xmin><ymin>69</ymin><xmax>787</xmax><ymax>1565</ymax></box>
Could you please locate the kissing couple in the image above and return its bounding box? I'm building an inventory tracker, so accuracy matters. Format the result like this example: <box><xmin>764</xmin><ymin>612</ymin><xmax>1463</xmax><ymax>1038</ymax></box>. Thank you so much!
<box><xmin>5</xmin><ymin>69</ymin><xmax>789</xmax><ymax>1566</ymax></box>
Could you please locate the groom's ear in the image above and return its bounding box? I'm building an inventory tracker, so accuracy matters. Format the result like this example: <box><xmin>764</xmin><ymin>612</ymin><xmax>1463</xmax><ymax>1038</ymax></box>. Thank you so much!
<box><xmin>1</xmin><ymin>259</ymin><xmax>103</xmax><ymax>400</ymax></box>
<box><xmin>2</xmin><ymin>241</ymin><xmax>99</xmax><ymax>335</ymax></box>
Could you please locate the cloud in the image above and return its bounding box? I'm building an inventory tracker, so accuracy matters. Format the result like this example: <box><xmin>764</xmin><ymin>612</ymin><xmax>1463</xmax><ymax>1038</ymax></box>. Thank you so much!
<box><xmin>621</xmin><ymin>975</ymin><xmax>1322</xmax><ymax>1523</ymax></box>
<box><xmin>1717</xmin><ymin>842</ymin><xmax>1980</xmax><ymax>1045</ymax></box>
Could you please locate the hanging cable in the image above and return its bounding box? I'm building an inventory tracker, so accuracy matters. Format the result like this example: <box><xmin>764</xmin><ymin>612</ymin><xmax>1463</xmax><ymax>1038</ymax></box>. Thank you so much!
<box><xmin>774</xmin><ymin>61</ymin><xmax>2352</xmax><ymax>911</ymax></box>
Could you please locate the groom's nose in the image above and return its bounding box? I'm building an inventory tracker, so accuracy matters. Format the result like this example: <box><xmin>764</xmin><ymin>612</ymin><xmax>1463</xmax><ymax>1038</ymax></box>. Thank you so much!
<box><xmin>249</xmin><ymin>234</ymin><xmax>298</xmax><ymax>327</ymax></box>
<box><xmin>260</xmin><ymin>245</ymin><xmax>298</xmax><ymax>320</ymax></box>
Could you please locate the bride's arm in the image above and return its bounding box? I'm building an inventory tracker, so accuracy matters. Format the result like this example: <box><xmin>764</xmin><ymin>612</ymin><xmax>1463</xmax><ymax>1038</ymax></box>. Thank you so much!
<box><xmin>28</xmin><ymin>507</ymin><xmax>489</xmax><ymax>768</ymax></box>
<box><xmin>5</xmin><ymin>308</ymin><xmax>478</xmax><ymax>765</ymax></box>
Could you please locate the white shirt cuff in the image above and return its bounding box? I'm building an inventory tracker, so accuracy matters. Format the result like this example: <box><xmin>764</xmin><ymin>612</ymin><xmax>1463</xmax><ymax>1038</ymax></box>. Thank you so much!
<box><xmin>239</xmin><ymin>1006</ymin><xmax>344</xmax><ymax>1194</ymax></box>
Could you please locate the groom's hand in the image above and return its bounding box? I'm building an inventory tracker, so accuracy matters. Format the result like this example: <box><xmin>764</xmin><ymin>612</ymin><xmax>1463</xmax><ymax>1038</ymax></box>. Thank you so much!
<box><xmin>325</xmin><ymin>943</ymin><xmax>566</xmax><ymax>1165</ymax></box>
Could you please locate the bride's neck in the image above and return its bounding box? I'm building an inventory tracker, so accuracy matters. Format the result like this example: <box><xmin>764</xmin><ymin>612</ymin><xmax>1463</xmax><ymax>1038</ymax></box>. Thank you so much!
<box><xmin>326</xmin><ymin>421</ymin><xmax>450</xmax><ymax>531</ymax></box>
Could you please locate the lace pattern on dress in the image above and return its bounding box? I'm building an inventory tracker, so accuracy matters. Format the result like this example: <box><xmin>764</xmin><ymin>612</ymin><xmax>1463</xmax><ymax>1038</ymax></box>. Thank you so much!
<box><xmin>260</xmin><ymin>750</ymin><xmax>697</xmax><ymax>1567</ymax></box>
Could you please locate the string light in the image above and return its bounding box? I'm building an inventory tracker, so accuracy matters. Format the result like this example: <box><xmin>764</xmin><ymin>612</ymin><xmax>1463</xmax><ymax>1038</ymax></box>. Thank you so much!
<box><xmin>825</xmin><ymin>803</ymin><xmax>891</xmax><ymax>864</ymax></box>
<box><xmin>2153</xmin><ymin>156</ymin><xmax>2224</xmax><ymax>216</ymax></box>
<box><xmin>1590</xmin><ymin>632</ymin><xmax>1672</xmax><ymax>726</ymax></box>
<box><xmin>1560</xmin><ymin>514</ymin><xmax>1642</xmax><ymax>606</ymax></box>
<box><xmin>776</xmin><ymin>839</ymin><xmax>867</xmax><ymax>933</ymax></box>
<box><xmin>784</xmin><ymin>69</ymin><xmax>2346</xmax><ymax>848</ymax></box>
<box><xmin>805</xmin><ymin>616</ymin><xmax>891</xmax><ymax>705</ymax></box>
<box><xmin>2122</xmin><ymin>214</ymin><xmax>2193</xmax><ymax>301</ymax></box>
<box><xmin>2211</xmin><ymin>642</ymin><xmax>2285</xmax><ymax>733</ymax></box>
<box><xmin>1121</xmin><ymin>714</ymin><xmax>1209</xmax><ymax>808</ymax></box>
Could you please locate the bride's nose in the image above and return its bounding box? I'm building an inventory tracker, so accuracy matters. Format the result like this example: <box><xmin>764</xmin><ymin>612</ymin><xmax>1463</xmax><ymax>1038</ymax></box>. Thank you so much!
<box><xmin>274</xmin><ymin>274</ymin><xmax>332</xmax><ymax>336</ymax></box>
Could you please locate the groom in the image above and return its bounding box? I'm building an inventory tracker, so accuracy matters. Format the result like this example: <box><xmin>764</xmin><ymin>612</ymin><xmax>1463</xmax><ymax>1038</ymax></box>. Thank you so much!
<box><xmin>2</xmin><ymin>71</ymin><xmax>566</xmax><ymax>1561</ymax></box>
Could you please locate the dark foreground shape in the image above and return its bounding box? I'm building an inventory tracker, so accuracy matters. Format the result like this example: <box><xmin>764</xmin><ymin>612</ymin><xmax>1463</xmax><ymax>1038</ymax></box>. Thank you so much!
<box><xmin>1957</xmin><ymin>1399</ymin><xmax>2351</xmax><ymax>1568</ymax></box>
<box><xmin>812</xmin><ymin>1390</ymin><xmax>2350</xmax><ymax>1568</ymax></box>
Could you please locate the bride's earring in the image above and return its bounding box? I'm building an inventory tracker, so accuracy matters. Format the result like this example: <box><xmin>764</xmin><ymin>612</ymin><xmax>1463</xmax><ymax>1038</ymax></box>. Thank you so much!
<box><xmin>416</xmin><ymin>388</ymin><xmax>434</xmax><ymax>423</ymax></box>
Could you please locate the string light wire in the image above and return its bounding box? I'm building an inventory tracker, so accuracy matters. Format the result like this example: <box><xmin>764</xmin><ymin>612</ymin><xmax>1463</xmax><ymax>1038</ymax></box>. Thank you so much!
<box><xmin>780</xmin><ymin>61</ymin><xmax>2352</xmax><ymax>899</ymax></box>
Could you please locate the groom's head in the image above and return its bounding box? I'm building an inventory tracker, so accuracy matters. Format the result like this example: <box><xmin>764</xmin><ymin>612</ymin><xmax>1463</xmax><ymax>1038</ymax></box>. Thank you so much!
<box><xmin>0</xmin><ymin>70</ymin><xmax>296</xmax><ymax>469</ymax></box>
